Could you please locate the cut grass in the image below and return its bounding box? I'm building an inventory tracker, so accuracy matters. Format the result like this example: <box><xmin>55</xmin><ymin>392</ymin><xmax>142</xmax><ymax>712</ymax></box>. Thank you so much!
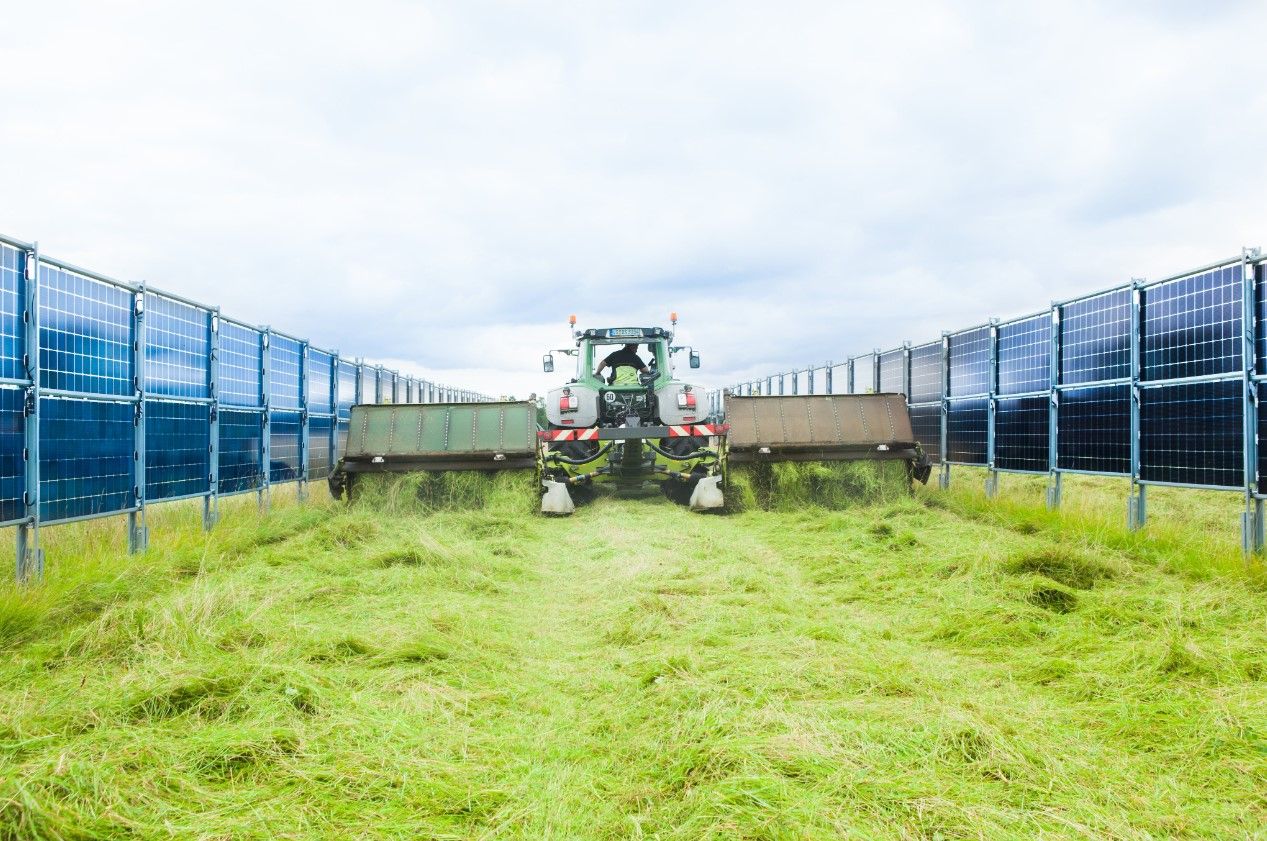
<box><xmin>0</xmin><ymin>477</ymin><xmax>1265</xmax><ymax>838</ymax></box>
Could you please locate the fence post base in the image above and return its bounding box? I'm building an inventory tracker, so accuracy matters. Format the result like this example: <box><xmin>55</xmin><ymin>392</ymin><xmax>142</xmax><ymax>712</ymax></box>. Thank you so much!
<box><xmin>938</xmin><ymin>463</ymin><xmax>950</xmax><ymax>490</ymax></box>
<box><xmin>297</xmin><ymin>479</ymin><xmax>308</xmax><ymax>503</ymax></box>
<box><xmin>1127</xmin><ymin>484</ymin><xmax>1146</xmax><ymax>532</ymax></box>
<box><xmin>203</xmin><ymin>495</ymin><xmax>219</xmax><ymax>531</ymax></box>
<box><xmin>985</xmin><ymin>469</ymin><xmax>998</xmax><ymax>499</ymax></box>
<box><xmin>1242</xmin><ymin>498</ymin><xmax>1264</xmax><ymax>557</ymax></box>
<box><xmin>15</xmin><ymin>523</ymin><xmax>43</xmax><ymax>584</ymax></box>
<box><xmin>1046</xmin><ymin>473</ymin><xmax>1062</xmax><ymax>510</ymax></box>
<box><xmin>127</xmin><ymin>510</ymin><xmax>148</xmax><ymax>554</ymax></box>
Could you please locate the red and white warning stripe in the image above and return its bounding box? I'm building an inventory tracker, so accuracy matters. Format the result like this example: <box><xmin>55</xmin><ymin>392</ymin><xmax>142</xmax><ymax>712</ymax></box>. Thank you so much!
<box><xmin>539</xmin><ymin>423</ymin><xmax>728</xmax><ymax>442</ymax></box>
<box><xmin>668</xmin><ymin>423</ymin><xmax>727</xmax><ymax>437</ymax></box>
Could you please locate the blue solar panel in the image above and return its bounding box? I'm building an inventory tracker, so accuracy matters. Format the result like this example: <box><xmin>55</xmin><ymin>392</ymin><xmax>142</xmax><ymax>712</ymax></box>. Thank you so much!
<box><xmin>394</xmin><ymin>375</ymin><xmax>405</xmax><ymax>403</ymax></box>
<box><xmin>878</xmin><ymin>349</ymin><xmax>904</xmax><ymax>393</ymax></box>
<box><xmin>908</xmin><ymin>342</ymin><xmax>943</xmax><ymax>403</ymax></box>
<box><xmin>1140</xmin><ymin>380</ymin><xmax>1242</xmax><ymax>487</ymax></box>
<box><xmin>1060</xmin><ymin>288</ymin><xmax>1130</xmax><ymax>385</ymax></box>
<box><xmin>998</xmin><ymin>314</ymin><xmax>1051</xmax><ymax>396</ymax></box>
<box><xmin>1056</xmin><ymin>385</ymin><xmax>1130</xmax><ymax>474</ymax></box>
<box><xmin>307</xmin><ymin>349</ymin><xmax>333</xmax><ymax>414</ymax></box>
<box><xmin>948</xmin><ymin>327</ymin><xmax>990</xmax><ymax>397</ymax></box>
<box><xmin>0</xmin><ymin>244</ymin><xmax>25</xmax><ymax>381</ymax></box>
<box><xmin>0</xmin><ymin>386</ymin><xmax>24</xmax><ymax>522</ymax></box>
<box><xmin>1141</xmin><ymin>266</ymin><xmax>1241</xmax><ymax>382</ymax></box>
<box><xmin>852</xmin><ymin>354</ymin><xmax>876</xmax><ymax>393</ymax></box>
<box><xmin>337</xmin><ymin>360</ymin><xmax>358</xmax><ymax>415</ymax></box>
<box><xmin>995</xmin><ymin>396</ymin><xmax>1049</xmax><ymax>472</ymax></box>
<box><xmin>269</xmin><ymin>409</ymin><xmax>301</xmax><ymax>482</ymax></box>
<box><xmin>269</xmin><ymin>336</ymin><xmax>302</xmax><ymax>410</ymax></box>
<box><xmin>218</xmin><ymin>322</ymin><xmax>262</xmax><ymax>408</ymax></box>
<box><xmin>946</xmin><ymin>397</ymin><xmax>988</xmax><ymax>464</ymax></box>
<box><xmin>39</xmin><ymin>266</ymin><xmax>132</xmax><ymax>396</ymax></box>
<box><xmin>40</xmin><ymin>397</ymin><xmax>133</xmax><ymax>521</ymax></box>
<box><xmin>1258</xmin><ymin>264</ymin><xmax>1267</xmax><ymax>374</ymax></box>
<box><xmin>218</xmin><ymin>409</ymin><xmax>263</xmax><ymax>493</ymax></box>
<box><xmin>145</xmin><ymin>399</ymin><xmax>210</xmax><ymax>500</ymax></box>
<box><xmin>908</xmin><ymin>402</ymin><xmax>941</xmax><ymax>464</ymax></box>
<box><xmin>309</xmin><ymin>414</ymin><xmax>333</xmax><ymax>480</ymax></box>
<box><xmin>144</xmin><ymin>293</ymin><xmax>210</xmax><ymax>399</ymax></box>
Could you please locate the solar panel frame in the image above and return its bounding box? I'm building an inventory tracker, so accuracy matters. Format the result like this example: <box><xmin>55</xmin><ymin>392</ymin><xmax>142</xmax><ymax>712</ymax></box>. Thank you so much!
<box><xmin>907</xmin><ymin>341</ymin><xmax>943</xmax><ymax>404</ymax></box>
<box><xmin>946</xmin><ymin>397</ymin><xmax>988</xmax><ymax>464</ymax></box>
<box><xmin>1056</xmin><ymin>384</ymin><xmax>1131</xmax><ymax>475</ymax></box>
<box><xmin>1140</xmin><ymin>264</ymin><xmax>1242</xmax><ymax>382</ymax></box>
<box><xmin>948</xmin><ymin>326</ymin><xmax>991</xmax><ymax>397</ymax></box>
<box><xmin>268</xmin><ymin>335</ymin><xmax>303</xmax><ymax>410</ymax></box>
<box><xmin>269</xmin><ymin>409</ymin><xmax>302</xmax><ymax>482</ymax></box>
<box><xmin>0</xmin><ymin>244</ymin><xmax>26</xmax><ymax>382</ymax></box>
<box><xmin>1059</xmin><ymin>287</ymin><xmax>1131</xmax><ymax>386</ymax></box>
<box><xmin>852</xmin><ymin>353</ymin><xmax>876</xmax><ymax>393</ymax></box>
<box><xmin>878</xmin><ymin>348</ymin><xmax>905</xmax><ymax>394</ymax></box>
<box><xmin>995</xmin><ymin>396</ymin><xmax>1050</xmax><ymax>472</ymax></box>
<box><xmin>0</xmin><ymin>386</ymin><xmax>24</xmax><ymax>523</ymax></box>
<box><xmin>144</xmin><ymin>292</ymin><xmax>211</xmax><ymax>400</ymax></box>
<box><xmin>218</xmin><ymin>321</ymin><xmax>263</xmax><ymax>408</ymax></box>
<box><xmin>1139</xmin><ymin>379</ymin><xmax>1243</xmax><ymax>488</ymax></box>
<box><xmin>307</xmin><ymin>349</ymin><xmax>334</xmax><ymax>414</ymax></box>
<box><xmin>997</xmin><ymin>313</ymin><xmax>1051</xmax><ymax>396</ymax></box>
<box><xmin>308</xmin><ymin>414</ymin><xmax>333</xmax><ymax>480</ymax></box>
<box><xmin>39</xmin><ymin>396</ymin><xmax>134</xmax><ymax>522</ymax></box>
<box><xmin>908</xmin><ymin>402</ymin><xmax>942</xmax><ymax>465</ymax></box>
<box><xmin>144</xmin><ymin>398</ymin><xmax>210</xmax><ymax>500</ymax></box>
<box><xmin>39</xmin><ymin>265</ymin><xmax>133</xmax><ymax>396</ymax></box>
<box><xmin>218</xmin><ymin>408</ymin><xmax>263</xmax><ymax>494</ymax></box>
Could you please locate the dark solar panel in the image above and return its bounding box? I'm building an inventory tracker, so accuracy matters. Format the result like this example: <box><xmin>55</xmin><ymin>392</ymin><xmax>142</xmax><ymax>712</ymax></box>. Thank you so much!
<box><xmin>995</xmin><ymin>396</ymin><xmax>1049</xmax><ymax>472</ymax></box>
<box><xmin>0</xmin><ymin>244</ymin><xmax>25</xmax><ymax>382</ymax></box>
<box><xmin>144</xmin><ymin>294</ymin><xmax>210</xmax><ymax>399</ymax></box>
<box><xmin>40</xmin><ymin>397</ymin><xmax>133</xmax><ymax>521</ymax></box>
<box><xmin>145</xmin><ymin>399</ymin><xmax>210</xmax><ymax>500</ymax></box>
<box><xmin>998</xmin><ymin>314</ymin><xmax>1051</xmax><ymax>396</ymax></box>
<box><xmin>269</xmin><ymin>409</ymin><xmax>302</xmax><ymax>482</ymax></box>
<box><xmin>1060</xmin><ymin>288</ymin><xmax>1130</xmax><ymax>385</ymax></box>
<box><xmin>878</xmin><ymin>349</ymin><xmax>905</xmax><ymax>393</ymax></box>
<box><xmin>908</xmin><ymin>342</ymin><xmax>943</xmax><ymax>404</ymax></box>
<box><xmin>309</xmin><ymin>415</ymin><xmax>333</xmax><ymax>480</ymax></box>
<box><xmin>946</xmin><ymin>397</ymin><xmax>988</xmax><ymax>464</ymax></box>
<box><xmin>0</xmin><ymin>386</ymin><xmax>24</xmax><ymax>522</ymax></box>
<box><xmin>218</xmin><ymin>409</ymin><xmax>263</xmax><ymax>493</ymax></box>
<box><xmin>908</xmin><ymin>402</ymin><xmax>941</xmax><ymax>464</ymax></box>
<box><xmin>219</xmin><ymin>322</ymin><xmax>263</xmax><ymax>408</ymax></box>
<box><xmin>948</xmin><ymin>327</ymin><xmax>990</xmax><ymax>397</ymax></box>
<box><xmin>1140</xmin><ymin>380</ymin><xmax>1242</xmax><ymax>487</ymax></box>
<box><xmin>1056</xmin><ymin>385</ymin><xmax>1130</xmax><ymax>474</ymax></box>
<box><xmin>1141</xmin><ymin>265</ymin><xmax>1241</xmax><ymax>382</ymax></box>
<box><xmin>39</xmin><ymin>266</ymin><xmax>132</xmax><ymax>396</ymax></box>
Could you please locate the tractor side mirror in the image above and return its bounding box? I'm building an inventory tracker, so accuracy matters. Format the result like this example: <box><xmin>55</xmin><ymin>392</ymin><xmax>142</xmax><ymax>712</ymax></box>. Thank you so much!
<box><xmin>689</xmin><ymin>351</ymin><xmax>701</xmax><ymax>369</ymax></box>
<box><xmin>542</xmin><ymin>353</ymin><xmax>554</xmax><ymax>373</ymax></box>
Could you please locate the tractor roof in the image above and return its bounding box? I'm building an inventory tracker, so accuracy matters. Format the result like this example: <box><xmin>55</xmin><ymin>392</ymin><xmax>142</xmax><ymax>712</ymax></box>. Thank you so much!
<box><xmin>580</xmin><ymin>327</ymin><xmax>670</xmax><ymax>341</ymax></box>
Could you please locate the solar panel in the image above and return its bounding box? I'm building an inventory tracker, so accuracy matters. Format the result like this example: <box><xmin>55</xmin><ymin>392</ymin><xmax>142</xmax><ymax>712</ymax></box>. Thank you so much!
<box><xmin>218</xmin><ymin>408</ymin><xmax>263</xmax><ymax>493</ymax></box>
<box><xmin>908</xmin><ymin>342</ymin><xmax>943</xmax><ymax>403</ymax></box>
<box><xmin>997</xmin><ymin>314</ymin><xmax>1051</xmax><ymax>395</ymax></box>
<box><xmin>946</xmin><ymin>397</ymin><xmax>988</xmax><ymax>464</ymax></box>
<box><xmin>307</xmin><ymin>349</ymin><xmax>334</xmax><ymax>414</ymax></box>
<box><xmin>1140</xmin><ymin>380</ymin><xmax>1242</xmax><ymax>487</ymax></box>
<box><xmin>144</xmin><ymin>399</ymin><xmax>210</xmax><ymax>500</ymax></box>
<box><xmin>853</xmin><ymin>354</ymin><xmax>876</xmax><ymax>393</ymax></box>
<box><xmin>908</xmin><ymin>403</ymin><xmax>941</xmax><ymax>464</ymax></box>
<box><xmin>1060</xmin><ymin>288</ymin><xmax>1130</xmax><ymax>385</ymax></box>
<box><xmin>1258</xmin><ymin>264</ymin><xmax>1267</xmax><ymax>374</ymax></box>
<box><xmin>39</xmin><ymin>265</ymin><xmax>132</xmax><ymax>396</ymax></box>
<box><xmin>144</xmin><ymin>293</ymin><xmax>210</xmax><ymax>399</ymax></box>
<box><xmin>336</xmin><ymin>360</ymin><xmax>358</xmax><ymax>414</ymax></box>
<box><xmin>995</xmin><ymin>396</ymin><xmax>1049</xmax><ymax>472</ymax></box>
<box><xmin>218</xmin><ymin>322</ymin><xmax>263</xmax><ymax>408</ymax></box>
<box><xmin>1141</xmin><ymin>265</ymin><xmax>1241</xmax><ymax>381</ymax></box>
<box><xmin>1056</xmin><ymin>384</ymin><xmax>1130</xmax><ymax>474</ymax></box>
<box><xmin>268</xmin><ymin>335</ymin><xmax>302</xmax><ymax>410</ymax></box>
<box><xmin>269</xmin><ymin>409</ymin><xmax>301</xmax><ymax>482</ymax></box>
<box><xmin>878</xmin><ymin>349</ymin><xmax>904</xmax><ymax>393</ymax></box>
<box><xmin>39</xmin><ymin>396</ymin><xmax>133</xmax><ymax>521</ymax></box>
<box><xmin>394</xmin><ymin>375</ymin><xmax>405</xmax><ymax>403</ymax></box>
<box><xmin>828</xmin><ymin>363</ymin><xmax>848</xmax><ymax>395</ymax></box>
<box><xmin>948</xmin><ymin>327</ymin><xmax>990</xmax><ymax>397</ymax></box>
<box><xmin>308</xmin><ymin>415</ymin><xmax>333</xmax><ymax>480</ymax></box>
<box><xmin>0</xmin><ymin>386</ymin><xmax>24</xmax><ymax>522</ymax></box>
<box><xmin>0</xmin><ymin>244</ymin><xmax>25</xmax><ymax>381</ymax></box>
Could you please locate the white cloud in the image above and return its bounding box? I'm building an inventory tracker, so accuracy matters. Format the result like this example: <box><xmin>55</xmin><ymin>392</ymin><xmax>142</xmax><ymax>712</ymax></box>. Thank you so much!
<box><xmin>2</xmin><ymin>1</ymin><xmax>1265</xmax><ymax>399</ymax></box>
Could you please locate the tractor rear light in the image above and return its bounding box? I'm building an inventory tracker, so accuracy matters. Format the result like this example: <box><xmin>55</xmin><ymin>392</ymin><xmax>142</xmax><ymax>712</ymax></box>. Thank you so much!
<box><xmin>682</xmin><ymin>415</ymin><xmax>696</xmax><ymax>422</ymax></box>
<box><xmin>676</xmin><ymin>391</ymin><xmax>697</xmax><ymax>410</ymax></box>
<box><xmin>559</xmin><ymin>392</ymin><xmax>579</xmax><ymax>413</ymax></box>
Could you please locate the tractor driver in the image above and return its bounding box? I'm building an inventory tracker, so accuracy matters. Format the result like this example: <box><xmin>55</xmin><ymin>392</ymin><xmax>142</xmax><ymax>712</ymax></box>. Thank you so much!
<box><xmin>597</xmin><ymin>343</ymin><xmax>650</xmax><ymax>385</ymax></box>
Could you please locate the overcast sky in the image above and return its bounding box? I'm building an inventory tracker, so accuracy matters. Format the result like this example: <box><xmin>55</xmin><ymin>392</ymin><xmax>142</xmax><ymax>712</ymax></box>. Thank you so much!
<box><xmin>2</xmin><ymin>1</ymin><xmax>1266</xmax><ymax>398</ymax></box>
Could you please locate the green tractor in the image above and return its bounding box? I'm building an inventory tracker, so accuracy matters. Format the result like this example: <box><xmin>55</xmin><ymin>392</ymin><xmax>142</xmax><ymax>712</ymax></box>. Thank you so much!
<box><xmin>328</xmin><ymin>315</ymin><xmax>930</xmax><ymax>514</ymax></box>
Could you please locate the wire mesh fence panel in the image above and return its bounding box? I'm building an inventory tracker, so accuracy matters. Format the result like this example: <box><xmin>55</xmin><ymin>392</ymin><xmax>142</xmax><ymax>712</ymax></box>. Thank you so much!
<box><xmin>218</xmin><ymin>409</ymin><xmax>264</xmax><ymax>494</ymax></box>
<box><xmin>144</xmin><ymin>293</ymin><xmax>210</xmax><ymax>399</ymax></box>
<box><xmin>145</xmin><ymin>399</ymin><xmax>210</xmax><ymax>500</ymax></box>
<box><xmin>998</xmin><ymin>314</ymin><xmax>1050</xmax><ymax>396</ymax></box>
<box><xmin>39</xmin><ymin>265</ymin><xmax>132</xmax><ymax>396</ymax></box>
<box><xmin>1141</xmin><ymin>265</ymin><xmax>1242</xmax><ymax>382</ymax></box>
<box><xmin>0</xmin><ymin>244</ymin><xmax>26</xmax><ymax>381</ymax></box>
<box><xmin>1056</xmin><ymin>384</ymin><xmax>1131</xmax><ymax>474</ymax></box>
<box><xmin>39</xmin><ymin>396</ymin><xmax>133</xmax><ymax>521</ymax></box>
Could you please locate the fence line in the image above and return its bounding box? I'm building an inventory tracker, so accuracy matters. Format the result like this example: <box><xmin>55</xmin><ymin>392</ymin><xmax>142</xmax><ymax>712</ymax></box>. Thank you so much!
<box><xmin>0</xmin><ymin>232</ymin><xmax>491</xmax><ymax>581</ymax></box>
<box><xmin>715</xmin><ymin>247</ymin><xmax>1267</xmax><ymax>554</ymax></box>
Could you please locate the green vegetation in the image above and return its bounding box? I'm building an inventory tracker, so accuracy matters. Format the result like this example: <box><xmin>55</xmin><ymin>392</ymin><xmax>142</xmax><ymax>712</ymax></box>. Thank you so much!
<box><xmin>1</xmin><ymin>473</ymin><xmax>1266</xmax><ymax>838</ymax></box>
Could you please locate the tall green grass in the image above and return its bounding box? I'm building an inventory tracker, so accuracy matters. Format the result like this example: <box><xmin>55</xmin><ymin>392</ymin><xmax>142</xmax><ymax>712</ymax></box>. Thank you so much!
<box><xmin>0</xmin><ymin>477</ymin><xmax>1265</xmax><ymax>837</ymax></box>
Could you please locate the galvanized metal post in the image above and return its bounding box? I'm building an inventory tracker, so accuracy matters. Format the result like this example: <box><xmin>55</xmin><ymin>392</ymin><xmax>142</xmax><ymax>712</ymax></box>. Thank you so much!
<box><xmin>807</xmin><ymin>367</ymin><xmax>815</xmax><ymax>395</ymax></box>
<box><xmin>297</xmin><ymin>341</ymin><xmax>309</xmax><ymax>502</ymax></box>
<box><xmin>824</xmin><ymin>362</ymin><xmax>833</xmax><ymax>395</ymax></box>
<box><xmin>260</xmin><ymin>327</ymin><xmax>271</xmax><ymax>512</ymax></box>
<box><xmin>128</xmin><ymin>285</ymin><xmax>149</xmax><ymax>553</ymax></box>
<box><xmin>872</xmin><ymin>349</ymin><xmax>881</xmax><ymax>394</ymax></box>
<box><xmin>902</xmin><ymin>342</ymin><xmax>912</xmax><ymax>402</ymax></box>
<box><xmin>985</xmin><ymin>319</ymin><xmax>1000</xmax><ymax>498</ymax></box>
<box><xmin>1127</xmin><ymin>280</ymin><xmax>1146</xmax><ymax>531</ymax></box>
<box><xmin>205</xmin><ymin>308</ymin><xmax>220</xmax><ymax>530</ymax></box>
<box><xmin>1241</xmin><ymin>248</ymin><xmax>1263</xmax><ymax>555</ymax></box>
<box><xmin>778</xmin><ymin>373</ymin><xmax>785</xmax><ymax>396</ymax></box>
<box><xmin>1046</xmin><ymin>303</ymin><xmax>1062</xmax><ymax>509</ymax></box>
<box><xmin>939</xmin><ymin>332</ymin><xmax>951</xmax><ymax>489</ymax></box>
<box><xmin>791</xmin><ymin>370</ymin><xmax>799</xmax><ymax>396</ymax></box>
<box><xmin>329</xmin><ymin>351</ymin><xmax>339</xmax><ymax>483</ymax></box>
<box><xmin>846</xmin><ymin>359</ymin><xmax>855</xmax><ymax>394</ymax></box>
<box><xmin>17</xmin><ymin>243</ymin><xmax>43</xmax><ymax>582</ymax></box>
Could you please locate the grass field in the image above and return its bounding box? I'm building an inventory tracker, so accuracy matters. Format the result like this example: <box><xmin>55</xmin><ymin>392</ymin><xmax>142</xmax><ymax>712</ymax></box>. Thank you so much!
<box><xmin>1</xmin><ymin>472</ymin><xmax>1266</xmax><ymax>839</ymax></box>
